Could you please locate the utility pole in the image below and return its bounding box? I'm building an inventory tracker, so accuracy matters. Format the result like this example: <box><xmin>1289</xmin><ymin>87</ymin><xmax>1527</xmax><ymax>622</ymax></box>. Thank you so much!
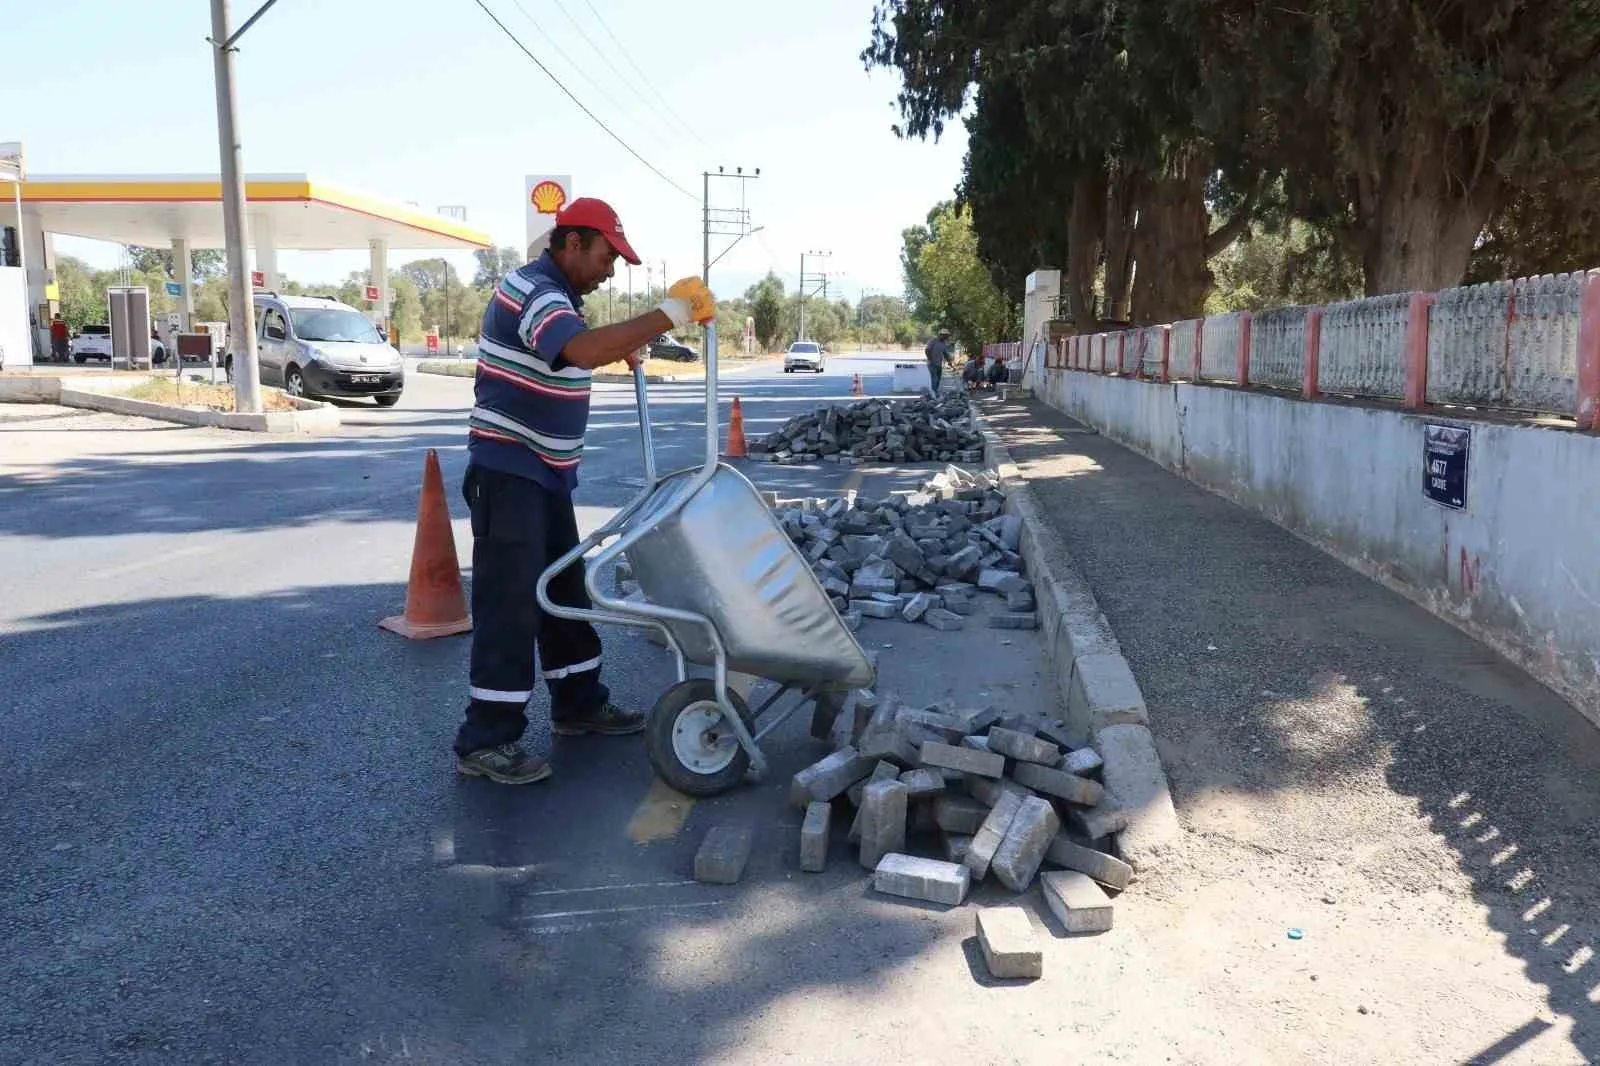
<box><xmin>798</xmin><ymin>248</ymin><xmax>830</xmax><ymax>342</ymax></box>
<box><xmin>443</xmin><ymin>262</ymin><xmax>451</xmax><ymax>355</ymax></box>
<box><xmin>702</xmin><ymin>166</ymin><xmax>761</xmax><ymax>286</ymax></box>
<box><xmin>209</xmin><ymin>0</ymin><xmax>274</xmax><ymax>413</ymax></box>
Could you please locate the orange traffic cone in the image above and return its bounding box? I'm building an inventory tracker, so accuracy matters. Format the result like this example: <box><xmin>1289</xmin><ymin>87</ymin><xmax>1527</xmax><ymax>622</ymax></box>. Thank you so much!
<box><xmin>851</xmin><ymin>373</ymin><xmax>864</xmax><ymax>397</ymax></box>
<box><xmin>379</xmin><ymin>449</ymin><xmax>473</xmax><ymax>639</ymax></box>
<box><xmin>725</xmin><ymin>395</ymin><xmax>748</xmax><ymax>458</ymax></box>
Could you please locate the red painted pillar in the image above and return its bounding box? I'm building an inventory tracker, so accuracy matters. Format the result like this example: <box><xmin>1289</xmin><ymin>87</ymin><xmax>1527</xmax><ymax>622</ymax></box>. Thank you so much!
<box><xmin>1303</xmin><ymin>307</ymin><xmax>1324</xmax><ymax>400</ymax></box>
<box><xmin>1160</xmin><ymin>325</ymin><xmax>1172</xmax><ymax>383</ymax></box>
<box><xmin>1576</xmin><ymin>272</ymin><xmax>1600</xmax><ymax>431</ymax></box>
<box><xmin>1236</xmin><ymin>311</ymin><xmax>1253</xmax><ymax>387</ymax></box>
<box><xmin>1404</xmin><ymin>291</ymin><xmax>1436</xmax><ymax>409</ymax></box>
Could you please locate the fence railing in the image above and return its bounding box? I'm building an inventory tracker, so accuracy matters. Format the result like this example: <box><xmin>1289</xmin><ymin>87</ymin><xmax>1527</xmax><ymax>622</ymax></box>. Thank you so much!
<box><xmin>995</xmin><ymin>267</ymin><xmax>1600</xmax><ymax>428</ymax></box>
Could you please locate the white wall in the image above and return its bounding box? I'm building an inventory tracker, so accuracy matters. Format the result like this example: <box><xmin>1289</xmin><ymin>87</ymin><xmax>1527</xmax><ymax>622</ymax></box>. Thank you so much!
<box><xmin>1045</xmin><ymin>368</ymin><xmax>1600</xmax><ymax>726</ymax></box>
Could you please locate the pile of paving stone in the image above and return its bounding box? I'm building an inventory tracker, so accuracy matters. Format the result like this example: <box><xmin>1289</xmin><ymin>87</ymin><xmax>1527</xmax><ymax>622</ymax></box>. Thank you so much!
<box><xmin>769</xmin><ymin>465</ymin><xmax>1038</xmax><ymax>634</ymax></box>
<box><xmin>747</xmin><ymin>394</ymin><xmax>985</xmax><ymax>465</ymax></box>
<box><xmin>694</xmin><ymin>700</ymin><xmax>1129</xmax><ymax>979</ymax></box>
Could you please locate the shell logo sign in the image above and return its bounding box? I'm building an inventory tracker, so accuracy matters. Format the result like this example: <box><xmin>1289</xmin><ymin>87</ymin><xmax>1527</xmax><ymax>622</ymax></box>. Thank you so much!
<box><xmin>530</xmin><ymin>180</ymin><xmax>568</xmax><ymax>214</ymax></box>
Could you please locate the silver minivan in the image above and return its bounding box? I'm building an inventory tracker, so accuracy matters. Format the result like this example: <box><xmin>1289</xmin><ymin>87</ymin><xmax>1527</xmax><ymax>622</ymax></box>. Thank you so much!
<box><xmin>242</xmin><ymin>293</ymin><xmax>405</xmax><ymax>406</ymax></box>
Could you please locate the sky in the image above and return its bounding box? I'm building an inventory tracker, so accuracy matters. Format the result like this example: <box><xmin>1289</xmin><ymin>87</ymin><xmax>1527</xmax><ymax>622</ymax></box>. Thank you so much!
<box><xmin>0</xmin><ymin>0</ymin><xmax>969</xmax><ymax>303</ymax></box>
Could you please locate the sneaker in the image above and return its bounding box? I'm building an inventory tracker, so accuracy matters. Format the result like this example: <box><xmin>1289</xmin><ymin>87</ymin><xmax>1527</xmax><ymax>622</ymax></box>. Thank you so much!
<box><xmin>456</xmin><ymin>742</ymin><xmax>553</xmax><ymax>784</ymax></box>
<box><xmin>551</xmin><ymin>701</ymin><xmax>647</xmax><ymax>737</ymax></box>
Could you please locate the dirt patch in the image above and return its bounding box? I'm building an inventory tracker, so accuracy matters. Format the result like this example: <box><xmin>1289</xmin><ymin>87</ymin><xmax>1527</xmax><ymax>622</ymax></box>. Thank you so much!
<box><xmin>125</xmin><ymin>380</ymin><xmax>299</xmax><ymax>413</ymax></box>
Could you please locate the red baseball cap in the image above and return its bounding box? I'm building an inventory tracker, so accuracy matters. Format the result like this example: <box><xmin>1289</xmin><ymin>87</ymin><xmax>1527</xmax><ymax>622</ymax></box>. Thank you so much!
<box><xmin>553</xmin><ymin>197</ymin><xmax>641</xmax><ymax>265</ymax></box>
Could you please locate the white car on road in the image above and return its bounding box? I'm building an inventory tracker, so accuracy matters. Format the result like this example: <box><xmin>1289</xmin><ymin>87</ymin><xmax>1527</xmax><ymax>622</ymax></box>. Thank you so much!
<box><xmin>70</xmin><ymin>323</ymin><xmax>168</xmax><ymax>365</ymax></box>
<box><xmin>783</xmin><ymin>341</ymin><xmax>825</xmax><ymax>373</ymax></box>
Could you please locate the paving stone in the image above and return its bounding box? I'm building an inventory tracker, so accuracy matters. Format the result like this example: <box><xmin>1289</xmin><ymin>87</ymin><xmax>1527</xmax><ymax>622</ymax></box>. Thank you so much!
<box><xmin>851</xmin><ymin>575</ymin><xmax>900</xmax><ymax>597</ymax></box>
<box><xmin>989</xmin><ymin>796</ymin><xmax>1060</xmax><ymax>892</ymax></box>
<box><xmin>977</xmin><ymin>907</ymin><xmax>1043</xmax><ymax>979</ymax></box>
<box><xmin>1067</xmin><ymin>804</ymin><xmax>1130</xmax><ymax>840</ymax></box>
<box><xmin>693</xmin><ymin>826</ymin><xmax>753</xmax><ymax>885</ymax></box>
<box><xmin>941</xmin><ymin>596</ymin><xmax>976</xmax><ymax>616</ymax></box>
<box><xmin>898</xmin><ymin>767</ymin><xmax>946</xmax><ymax>797</ymax></box>
<box><xmin>933</xmin><ymin>794</ymin><xmax>989</xmax><ymax>834</ymax></box>
<box><xmin>1033</xmin><ymin>718</ymin><xmax>1076</xmax><ymax>750</ymax></box>
<box><xmin>852</xmin><ymin>599</ymin><xmax>899</xmax><ymax>619</ymax></box>
<box><xmin>895</xmin><ymin>708</ymin><xmax>967</xmax><ymax>742</ymax></box>
<box><xmin>1011</xmin><ymin>761</ymin><xmax>1106</xmax><ymax>806</ymax></box>
<box><xmin>1060</xmin><ymin>747</ymin><xmax>1105</xmax><ymax>777</ymax></box>
<box><xmin>901</xmin><ymin>591</ymin><xmax>938</xmax><ymax>622</ymax></box>
<box><xmin>1045</xmin><ymin>834</ymin><xmax>1133</xmax><ymax>891</ymax></box>
<box><xmin>799</xmin><ymin>801</ymin><xmax>831</xmax><ymax>873</ymax></box>
<box><xmin>789</xmin><ymin>746</ymin><xmax>876</xmax><ymax>808</ymax></box>
<box><xmin>872</xmin><ymin>853</ymin><xmax>971</xmax><ymax>906</ymax></box>
<box><xmin>1004</xmin><ymin>588</ymin><xmax>1037</xmax><ymax>612</ymax></box>
<box><xmin>965</xmin><ymin>774</ymin><xmax>1035</xmax><ymax>808</ymax></box>
<box><xmin>988</xmin><ymin>612</ymin><xmax>1038</xmax><ymax>630</ymax></box>
<box><xmin>1039</xmin><ymin>870</ymin><xmax>1114</xmax><ymax>933</ymax></box>
<box><xmin>960</xmin><ymin>734</ymin><xmax>992</xmax><ymax>753</ymax></box>
<box><xmin>977</xmin><ymin>569</ymin><xmax>1029</xmax><ymax>594</ymax></box>
<box><xmin>847</xmin><ymin>760</ymin><xmax>902</xmax><ymax>807</ymax></box>
<box><xmin>919</xmin><ymin>740</ymin><xmax>1005</xmax><ymax>779</ymax></box>
<box><xmin>987</xmin><ymin>727</ymin><xmax>1061</xmax><ymax>766</ymax></box>
<box><xmin>952</xmin><ymin>706</ymin><xmax>1002</xmax><ymax>734</ymax></box>
<box><xmin>923</xmin><ymin>608</ymin><xmax>965</xmax><ymax>631</ymax></box>
<box><xmin>942</xmin><ymin>833</ymin><xmax>974</xmax><ymax>864</ymax></box>
<box><xmin>964</xmin><ymin>788</ymin><xmax>1025</xmax><ymax>881</ymax></box>
<box><xmin>858</xmin><ymin>780</ymin><xmax>908</xmax><ymax>870</ymax></box>
<box><xmin>859</xmin><ymin>726</ymin><xmax>922</xmax><ymax>768</ymax></box>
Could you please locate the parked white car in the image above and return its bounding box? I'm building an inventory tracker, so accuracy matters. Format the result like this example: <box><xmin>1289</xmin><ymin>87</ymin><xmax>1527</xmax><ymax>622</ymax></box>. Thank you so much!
<box><xmin>70</xmin><ymin>323</ymin><xmax>168</xmax><ymax>365</ymax></box>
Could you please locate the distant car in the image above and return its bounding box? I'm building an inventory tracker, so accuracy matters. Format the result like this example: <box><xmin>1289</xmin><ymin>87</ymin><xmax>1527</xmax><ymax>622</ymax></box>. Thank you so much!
<box><xmin>784</xmin><ymin>340</ymin><xmax>825</xmax><ymax>373</ymax></box>
<box><xmin>648</xmin><ymin>333</ymin><xmax>698</xmax><ymax>362</ymax></box>
<box><xmin>225</xmin><ymin>293</ymin><xmax>404</xmax><ymax>406</ymax></box>
<box><xmin>70</xmin><ymin>323</ymin><xmax>168</xmax><ymax>365</ymax></box>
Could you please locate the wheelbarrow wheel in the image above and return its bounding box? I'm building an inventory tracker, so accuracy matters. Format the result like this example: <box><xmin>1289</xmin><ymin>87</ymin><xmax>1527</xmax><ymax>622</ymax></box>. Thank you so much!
<box><xmin>645</xmin><ymin>679</ymin><xmax>756</xmax><ymax>797</ymax></box>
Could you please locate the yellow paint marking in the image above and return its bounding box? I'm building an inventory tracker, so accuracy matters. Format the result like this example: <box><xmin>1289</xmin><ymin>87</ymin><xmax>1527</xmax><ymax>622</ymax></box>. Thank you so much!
<box><xmin>626</xmin><ymin>778</ymin><xmax>696</xmax><ymax>844</ymax></box>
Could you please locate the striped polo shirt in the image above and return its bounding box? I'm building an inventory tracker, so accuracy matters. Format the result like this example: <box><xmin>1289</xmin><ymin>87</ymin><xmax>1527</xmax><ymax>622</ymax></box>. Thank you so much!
<box><xmin>466</xmin><ymin>251</ymin><xmax>591</xmax><ymax>493</ymax></box>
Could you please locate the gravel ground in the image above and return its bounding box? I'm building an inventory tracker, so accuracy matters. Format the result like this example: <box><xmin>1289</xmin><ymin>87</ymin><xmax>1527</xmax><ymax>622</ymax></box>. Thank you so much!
<box><xmin>984</xmin><ymin>396</ymin><xmax>1600</xmax><ymax>1065</ymax></box>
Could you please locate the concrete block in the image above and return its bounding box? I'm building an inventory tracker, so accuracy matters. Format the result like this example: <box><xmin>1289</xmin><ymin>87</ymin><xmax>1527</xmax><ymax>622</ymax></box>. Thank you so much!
<box><xmin>976</xmin><ymin>907</ymin><xmax>1042</xmax><ymax>979</ymax></box>
<box><xmin>933</xmin><ymin>794</ymin><xmax>989</xmax><ymax>835</ymax></box>
<box><xmin>965</xmin><ymin>774</ymin><xmax>1034</xmax><ymax>808</ymax></box>
<box><xmin>898</xmin><ymin>767</ymin><xmax>946</xmax><ymax>797</ymax></box>
<box><xmin>693</xmin><ymin>826</ymin><xmax>753</xmax><ymax>885</ymax></box>
<box><xmin>923</xmin><ymin>608</ymin><xmax>965</xmax><ymax>631</ymax></box>
<box><xmin>1004</xmin><ymin>589</ymin><xmax>1037</xmax><ymax>612</ymax></box>
<box><xmin>964</xmin><ymin>788</ymin><xmax>1024</xmax><ymax>881</ymax></box>
<box><xmin>1067</xmin><ymin>804</ymin><xmax>1130</xmax><ymax>841</ymax></box>
<box><xmin>1061</xmin><ymin>747</ymin><xmax>1104</xmax><ymax>777</ymax></box>
<box><xmin>847</xmin><ymin>760</ymin><xmax>902</xmax><ymax>806</ymax></box>
<box><xmin>788</xmin><ymin>746</ymin><xmax>876</xmax><ymax>808</ymax></box>
<box><xmin>901</xmin><ymin>591</ymin><xmax>938</xmax><ymax>622</ymax></box>
<box><xmin>987</xmin><ymin>727</ymin><xmax>1061</xmax><ymax>766</ymax></box>
<box><xmin>942</xmin><ymin>596</ymin><xmax>976</xmax><ymax>616</ymax></box>
<box><xmin>859</xmin><ymin>727</ymin><xmax>922</xmax><ymax>768</ymax></box>
<box><xmin>858</xmin><ymin>780</ymin><xmax>908</xmax><ymax>870</ymax></box>
<box><xmin>960</xmin><ymin>734</ymin><xmax>992</xmax><ymax>752</ymax></box>
<box><xmin>853</xmin><ymin>599</ymin><xmax>899</xmax><ymax>619</ymax></box>
<box><xmin>800</xmin><ymin>801</ymin><xmax>831</xmax><ymax>873</ymax></box>
<box><xmin>1097</xmin><ymin>723</ymin><xmax>1181</xmax><ymax>872</ymax></box>
<box><xmin>919</xmin><ymin>741</ymin><xmax>1005</xmax><ymax>779</ymax></box>
<box><xmin>1010</xmin><ymin>761</ymin><xmax>1105</xmax><ymax>807</ymax></box>
<box><xmin>873</xmin><ymin>853</ymin><xmax>970</xmax><ymax>906</ymax></box>
<box><xmin>1039</xmin><ymin>870</ymin><xmax>1114</xmax><ymax>933</ymax></box>
<box><xmin>1068</xmin><ymin>652</ymin><xmax>1150</xmax><ymax>731</ymax></box>
<box><xmin>942</xmin><ymin>833</ymin><xmax>973</xmax><ymax>864</ymax></box>
<box><xmin>952</xmin><ymin>706</ymin><xmax>1001</xmax><ymax>734</ymax></box>
<box><xmin>990</xmin><ymin>796</ymin><xmax>1060</xmax><ymax>892</ymax></box>
<box><xmin>1034</xmin><ymin>718</ymin><xmax>1076</xmax><ymax>750</ymax></box>
<box><xmin>988</xmin><ymin>612</ymin><xmax>1038</xmax><ymax>630</ymax></box>
<box><xmin>896</xmin><ymin>708</ymin><xmax>967</xmax><ymax>742</ymax></box>
<box><xmin>1046</xmin><ymin>834</ymin><xmax>1133</xmax><ymax>891</ymax></box>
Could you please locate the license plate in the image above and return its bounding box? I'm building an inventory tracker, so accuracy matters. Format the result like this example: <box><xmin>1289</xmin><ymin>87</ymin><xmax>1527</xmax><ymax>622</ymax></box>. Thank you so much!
<box><xmin>351</xmin><ymin>374</ymin><xmax>380</xmax><ymax>384</ymax></box>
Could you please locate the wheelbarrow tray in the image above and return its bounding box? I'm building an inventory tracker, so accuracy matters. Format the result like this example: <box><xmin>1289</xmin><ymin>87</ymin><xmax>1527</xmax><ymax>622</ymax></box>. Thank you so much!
<box><xmin>625</xmin><ymin>462</ymin><xmax>876</xmax><ymax>691</ymax></box>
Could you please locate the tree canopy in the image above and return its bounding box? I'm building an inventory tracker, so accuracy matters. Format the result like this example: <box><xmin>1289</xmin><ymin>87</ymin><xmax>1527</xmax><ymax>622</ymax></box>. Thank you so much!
<box><xmin>867</xmin><ymin>0</ymin><xmax>1600</xmax><ymax>330</ymax></box>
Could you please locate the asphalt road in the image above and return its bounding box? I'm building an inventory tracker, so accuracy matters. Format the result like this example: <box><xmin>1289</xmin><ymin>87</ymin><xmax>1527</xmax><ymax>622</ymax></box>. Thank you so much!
<box><xmin>0</xmin><ymin>352</ymin><xmax>1069</xmax><ymax>1065</ymax></box>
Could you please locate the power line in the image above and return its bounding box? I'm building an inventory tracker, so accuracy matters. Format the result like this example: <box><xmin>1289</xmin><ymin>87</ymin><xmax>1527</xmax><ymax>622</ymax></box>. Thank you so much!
<box><xmin>578</xmin><ymin>0</ymin><xmax>714</xmax><ymax>151</ymax></box>
<box><xmin>468</xmin><ymin>0</ymin><xmax>697</xmax><ymax>202</ymax></box>
<box><xmin>503</xmin><ymin>0</ymin><xmax>679</xmax><ymax>158</ymax></box>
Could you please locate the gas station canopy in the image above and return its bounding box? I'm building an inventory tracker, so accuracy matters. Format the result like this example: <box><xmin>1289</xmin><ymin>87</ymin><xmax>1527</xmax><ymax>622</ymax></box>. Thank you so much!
<box><xmin>8</xmin><ymin>173</ymin><xmax>492</xmax><ymax>250</ymax></box>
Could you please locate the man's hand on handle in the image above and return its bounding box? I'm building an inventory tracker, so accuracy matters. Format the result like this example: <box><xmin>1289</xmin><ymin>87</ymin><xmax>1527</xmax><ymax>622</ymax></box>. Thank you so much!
<box><xmin>657</xmin><ymin>277</ymin><xmax>717</xmax><ymax>329</ymax></box>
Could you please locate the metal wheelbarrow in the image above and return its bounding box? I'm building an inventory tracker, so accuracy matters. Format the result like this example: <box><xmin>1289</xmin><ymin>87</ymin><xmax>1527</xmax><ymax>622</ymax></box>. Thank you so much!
<box><xmin>536</xmin><ymin>325</ymin><xmax>877</xmax><ymax>796</ymax></box>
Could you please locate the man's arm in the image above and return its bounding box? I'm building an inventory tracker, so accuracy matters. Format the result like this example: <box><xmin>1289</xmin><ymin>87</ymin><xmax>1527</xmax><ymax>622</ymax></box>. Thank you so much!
<box><xmin>559</xmin><ymin>309</ymin><xmax>671</xmax><ymax>371</ymax></box>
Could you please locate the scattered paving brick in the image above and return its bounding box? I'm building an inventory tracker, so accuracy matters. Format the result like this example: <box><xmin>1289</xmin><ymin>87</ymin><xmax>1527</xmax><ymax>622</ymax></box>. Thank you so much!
<box><xmin>1010</xmin><ymin>761</ymin><xmax>1106</xmax><ymax>806</ymax></box>
<box><xmin>1040</xmin><ymin>870</ymin><xmax>1115</xmax><ymax>933</ymax></box>
<box><xmin>872</xmin><ymin>853</ymin><xmax>971</xmax><ymax>906</ymax></box>
<box><xmin>1046</xmin><ymin>834</ymin><xmax>1133</xmax><ymax>891</ymax></box>
<box><xmin>693</xmin><ymin>826</ymin><xmax>753</xmax><ymax>885</ymax></box>
<box><xmin>989</xmin><ymin>796</ymin><xmax>1061</xmax><ymax>892</ymax></box>
<box><xmin>919</xmin><ymin>740</ymin><xmax>1006</xmax><ymax>779</ymax></box>
<box><xmin>976</xmin><ymin>907</ymin><xmax>1043</xmax><ymax>979</ymax></box>
<box><xmin>800</xmin><ymin>801</ymin><xmax>831</xmax><ymax>873</ymax></box>
<box><xmin>986</xmin><ymin>727</ymin><xmax>1061</xmax><ymax>766</ymax></box>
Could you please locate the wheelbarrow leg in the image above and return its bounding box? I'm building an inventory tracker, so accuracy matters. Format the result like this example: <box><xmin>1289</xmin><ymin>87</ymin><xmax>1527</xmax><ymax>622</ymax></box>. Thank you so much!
<box><xmin>809</xmin><ymin>688</ymin><xmax>847</xmax><ymax>742</ymax></box>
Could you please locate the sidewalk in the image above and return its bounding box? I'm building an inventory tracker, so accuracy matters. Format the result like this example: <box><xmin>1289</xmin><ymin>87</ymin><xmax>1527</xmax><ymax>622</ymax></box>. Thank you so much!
<box><xmin>984</xmin><ymin>395</ymin><xmax>1600</xmax><ymax>1065</ymax></box>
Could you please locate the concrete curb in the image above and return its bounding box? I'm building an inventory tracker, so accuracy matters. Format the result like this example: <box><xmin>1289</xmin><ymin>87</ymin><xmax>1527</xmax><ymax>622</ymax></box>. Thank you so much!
<box><xmin>977</xmin><ymin>414</ymin><xmax>1182</xmax><ymax>875</ymax></box>
<box><xmin>0</xmin><ymin>374</ymin><xmax>338</xmax><ymax>433</ymax></box>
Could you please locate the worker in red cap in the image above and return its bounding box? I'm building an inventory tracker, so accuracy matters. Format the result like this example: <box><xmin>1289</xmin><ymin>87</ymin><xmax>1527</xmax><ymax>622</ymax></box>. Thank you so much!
<box><xmin>455</xmin><ymin>196</ymin><xmax>715</xmax><ymax>784</ymax></box>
